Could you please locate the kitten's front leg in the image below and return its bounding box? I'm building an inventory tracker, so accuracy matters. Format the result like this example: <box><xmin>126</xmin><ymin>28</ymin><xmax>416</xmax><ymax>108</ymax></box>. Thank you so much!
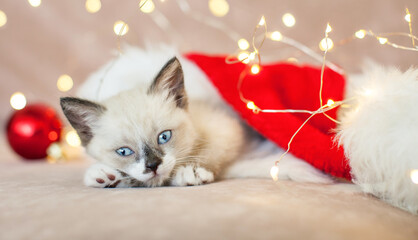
<box><xmin>84</xmin><ymin>163</ymin><xmax>141</xmax><ymax>188</ymax></box>
<box><xmin>171</xmin><ymin>165</ymin><xmax>215</xmax><ymax>186</ymax></box>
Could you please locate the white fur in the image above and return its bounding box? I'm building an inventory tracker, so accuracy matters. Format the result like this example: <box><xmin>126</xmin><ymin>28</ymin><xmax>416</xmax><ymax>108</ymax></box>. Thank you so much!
<box><xmin>77</xmin><ymin>45</ymin><xmax>332</xmax><ymax>185</ymax></box>
<box><xmin>84</xmin><ymin>163</ymin><xmax>128</xmax><ymax>188</ymax></box>
<box><xmin>223</xmin><ymin>140</ymin><xmax>333</xmax><ymax>184</ymax></box>
<box><xmin>337</xmin><ymin>64</ymin><xmax>418</xmax><ymax>214</ymax></box>
<box><xmin>171</xmin><ymin>166</ymin><xmax>215</xmax><ymax>186</ymax></box>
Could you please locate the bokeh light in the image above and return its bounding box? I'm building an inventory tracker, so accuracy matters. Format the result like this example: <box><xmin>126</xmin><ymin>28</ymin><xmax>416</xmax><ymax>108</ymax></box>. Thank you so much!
<box><xmin>410</xmin><ymin>169</ymin><xmax>418</xmax><ymax>184</ymax></box>
<box><xmin>319</xmin><ymin>38</ymin><xmax>334</xmax><ymax>51</ymax></box>
<box><xmin>10</xmin><ymin>92</ymin><xmax>27</xmax><ymax>110</ymax></box>
<box><xmin>57</xmin><ymin>74</ymin><xmax>73</xmax><ymax>92</ymax></box>
<box><xmin>66</xmin><ymin>130</ymin><xmax>81</xmax><ymax>147</ymax></box>
<box><xmin>0</xmin><ymin>10</ymin><xmax>7</xmax><ymax>28</ymax></box>
<box><xmin>140</xmin><ymin>0</ymin><xmax>155</xmax><ymax>13</ymax></box>
<box><xmin>270</xmin><ymin>31</ymin><xmax>283</xmax><ymax>41</ymax></box>
<box><xmin>208</xmin><ymin>0</ymin><xmax>229</xmax><ymax>17</ymax></box>
<box><xmin>355</xmin><ymin>30</ymin><xmax>366</xmax><ymax>39</ymax></box>
<box><xmin>251</xmin><ymin>64</ymin><xmax>260</xmax><ymax>74</ymax></box>
<box><xmin>85</xmin><ymin>0</ymin><xmax>101</xmax><ymax>13</ymax></box>
<box><xmin>282</xmin><ymin>13</ymin><xmax>295</xmax><ymax>27</ymax></box>
<box><xmin>28</xmin><ymin>0</ymin><xmax>41</xmax><ymax>7</ymax></box>
<box><xmin>113</xmin><ymin>20</ymin><xmax>129</xmax><ymax>36</ymax></box>
<box><xmin>238</xmin><ymin>38</ymin><xmax>249</xmax><ymax>50</ymax></box>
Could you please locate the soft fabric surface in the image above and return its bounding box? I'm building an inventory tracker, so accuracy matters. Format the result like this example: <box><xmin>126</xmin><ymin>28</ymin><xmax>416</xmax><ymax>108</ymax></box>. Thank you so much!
<box><xmin>1</xmin><ymin>160</ymin><xmax>417</xmax><ymax>240</ymax></box>
<box><xmin>186</xmin><ymin>54</ymin><xmax>350</xmax><ymax>179</ymax></box>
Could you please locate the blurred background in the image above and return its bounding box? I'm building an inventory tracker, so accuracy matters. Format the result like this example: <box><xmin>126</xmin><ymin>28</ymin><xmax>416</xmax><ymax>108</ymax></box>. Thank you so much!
<box><xmin>0</xmin><ymin>0</ymin><xmax>416</xmax><ymax>161</ymax></box>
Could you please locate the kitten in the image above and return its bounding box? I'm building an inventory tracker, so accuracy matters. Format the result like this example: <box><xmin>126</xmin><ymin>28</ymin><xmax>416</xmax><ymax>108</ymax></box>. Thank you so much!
<box><xmin>61</xmin><ymin>57</ymin><xmax>245</xmax><ymax>187</ymax></box>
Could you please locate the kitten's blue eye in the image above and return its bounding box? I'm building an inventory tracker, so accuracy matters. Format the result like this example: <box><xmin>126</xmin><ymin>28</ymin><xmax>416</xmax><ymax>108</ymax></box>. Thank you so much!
<box><xmin>158</xmin><ymin>130</ymin><xmax>172</xmax><ymax>144</ymax></box>
<box><xmin>116</xmin><ymin>147</ymin><xmax>134</xmax><ymax>156</ymax></box>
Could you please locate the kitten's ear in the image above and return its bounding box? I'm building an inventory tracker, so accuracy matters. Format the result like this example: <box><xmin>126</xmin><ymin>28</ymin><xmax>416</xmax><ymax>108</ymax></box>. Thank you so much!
<box><xmin>60</xmin><ymin>97</ymin><xmax>106</xmax><ymax>146</ymax></box>
<box><xmin>147</xmin><ymin>57</ymin><xmax>188</xmax><ymax>109</ymax></box>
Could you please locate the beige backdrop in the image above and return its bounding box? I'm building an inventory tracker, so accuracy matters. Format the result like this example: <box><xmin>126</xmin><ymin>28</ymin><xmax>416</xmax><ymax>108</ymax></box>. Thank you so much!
<box><xmin>0</xmin><ymin>0</ymin><xmax>417</xmax><ymax>159</ymax></box>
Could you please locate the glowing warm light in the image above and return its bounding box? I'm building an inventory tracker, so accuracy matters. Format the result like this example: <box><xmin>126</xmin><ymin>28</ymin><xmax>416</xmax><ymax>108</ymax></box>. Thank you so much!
<box><xmin>238</xmin><ymin>38</ymin><xmax>250</xmax><ymax>50</ymax></box>
<box><xmin>85</xmin><ymin>0</ymin><xmax>101</xmax><ymax>13</ymax></box>
<box><xmin>411</xmin><ymin>169</ymin><xmax>418</xmax><ymax>184</ymax></box>
<box><xmin>282</xmin><ymin>13</ymin><xmax>295</xmax><ymax>27</ymax></box>
<box><xmin>246</xmin><ymin>101</ymin><xmax>256</xmax><ymax>110</ymax></box>
<box><xmin>258</xmin><ymin>16</ymin><xmax>266</xmax><ymax>26</ymax></box>
<box><xmin>270</xmin><ymin>166</ymin><xmax>279</xmax><ymax>181</ymax></box>
<box><xmin>327</xmin><ymin>99</ymin><xmax>335</xmax><ymax>106</ymax></box>
<box><xmin>113</xmin><ymin>20</ymin><xmax>129</xmax><ymax>36</ymax></box>
<box><xmin>355</xmin><ymin>30</ymin><xmax>366</xmax><ymax>39</ymax></box>
<box><xmin>378</xmin><ymin>37</ymin><xmax>388</xmax><ymax>44</ymax></box>
<box><xmin>66</xmin><ymin>130</ymin><xmax>81</xmax><ymax>147</ymax></box>
<box><xmin>57</xmin><ymin>74</ymin><xmax>73</xmax><ymax>92</ymax></box>
<box><xmin>238</xmin><ymin>51</ymin><xmax>249</xmax><ymax>63</ymax></box>
<box><xmin>319</xmin><ymin>38</ymin><xmax>334</xmax><ymax>51</ymax></box>
<box><xmin>251</xmin><ymin>64</ymin><xmax>260</xmax><ymax>74</ymax></box>
<box><xmin>0</xmin><ymin>10</ymin><xmax>7</xmax><ymax>28</ymax></box>
<box><xmin>10</xmin><ymin>92</ymin><xmax>27</xmax><ymax>110</ymax></box>
<box><xmin>139</xmin><ymin>0</ymin><xmax>155</xmax><ymax>13</ymax></box>
<box><xmin>48</xmin><ymin>131</ymin><xmax>58</xmax><ymax>141</ymax></box>
<box><xmin>28</xmin><ymin>0</ymin><xmax>41</xmax><ymax>7</ymax></box>
<box><xmin>208</xmin><ymin>0</ymin><xmax>229</xmax><ymax>17</ymax></box>
<box><xmin>326</xmin><ymin>23</ymin><xmax>332</xmax><ymax>33</ymax></box>
<box><xmin>363</xmin><ymin>89</ymin><xmax>373</xmax><ymax>96</ymax></box>
<box><xmin>287</xmin><ymin>58</ymin><xmax>298</xmax><ymax>63</ymax></box>
<box><xmin>47</xmin><ymin>143</ymin><xmax>62</xmax><ymax>163</ymax></box>
<box><xmin>248</xmin><ymin>52</ymin><xmax>256</xmax><ymax>61</ymax></box>
<box><xmin>270</xmin><ymin>31</ymin><xmax>283</xmax><ymax>41</ymax></box>
<box><xmin>405</xmin><ymin>13</ymin><xmax>411</xmax><ymax>23</ymax></box>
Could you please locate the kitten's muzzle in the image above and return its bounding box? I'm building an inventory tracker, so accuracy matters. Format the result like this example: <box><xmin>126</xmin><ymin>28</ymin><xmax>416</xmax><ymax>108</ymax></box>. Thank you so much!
<box><xmin>146</xmin><ymin>158</ymin><xmax>162</xmax><ymax>173</ymax></box>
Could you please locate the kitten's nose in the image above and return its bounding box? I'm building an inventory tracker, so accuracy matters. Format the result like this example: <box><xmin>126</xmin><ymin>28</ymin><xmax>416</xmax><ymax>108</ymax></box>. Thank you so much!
<box><xmin>146</xmin><ymin>158</ymin><xmax>161</xmax><ymax>172</ymax></box>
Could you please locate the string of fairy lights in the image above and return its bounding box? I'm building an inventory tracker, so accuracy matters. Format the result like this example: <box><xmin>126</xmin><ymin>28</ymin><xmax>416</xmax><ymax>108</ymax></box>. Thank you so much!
<box><xmin>3</xmin><ymin>0</ymin><xmax>418</xmax><ymax>184</ymax></box>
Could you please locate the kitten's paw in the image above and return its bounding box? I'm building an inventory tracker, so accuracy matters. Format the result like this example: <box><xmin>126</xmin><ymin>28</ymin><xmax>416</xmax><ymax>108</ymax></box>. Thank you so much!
<box><xmin>84</xmin><ymin>163</ymin><xmax>124</xmax><ymax>188</ymax></box>
<box><xmin>171</xmin><ymin>166</ymin><xmax>214</xmax><ymax>186</ymax></box>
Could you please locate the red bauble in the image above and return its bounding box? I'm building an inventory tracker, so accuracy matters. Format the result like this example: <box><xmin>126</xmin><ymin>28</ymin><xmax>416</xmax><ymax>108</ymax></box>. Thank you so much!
<box><xmin>6</xmin><ymin>104</ymin><xmax>62</xmax><ymax>160</ymax></box>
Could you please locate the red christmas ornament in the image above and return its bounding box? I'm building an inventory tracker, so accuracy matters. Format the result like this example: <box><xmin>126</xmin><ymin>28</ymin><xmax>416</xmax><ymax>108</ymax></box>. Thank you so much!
<box><xmin>6</xmin><ymin>103</ymin><xmax>62</xmax><ymax>160</ymax></box>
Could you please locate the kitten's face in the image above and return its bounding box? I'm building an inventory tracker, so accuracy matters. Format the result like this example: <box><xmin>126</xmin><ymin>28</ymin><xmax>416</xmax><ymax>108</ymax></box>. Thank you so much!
<box><xmin>61</xmin><ymin>57</ymin><xmax>196</xmax><ymax>187</ymax></box>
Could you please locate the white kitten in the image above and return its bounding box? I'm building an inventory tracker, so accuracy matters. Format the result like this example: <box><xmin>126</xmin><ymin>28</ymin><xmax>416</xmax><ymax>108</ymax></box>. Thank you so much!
<box><xmin>61</xmin><ymin>57</ymin><xmax>246</xmax><ymax>187</ymax></box>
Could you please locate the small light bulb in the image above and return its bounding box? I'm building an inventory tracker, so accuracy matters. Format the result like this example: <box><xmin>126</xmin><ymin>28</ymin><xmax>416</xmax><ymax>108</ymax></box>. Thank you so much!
<box><xmin>10</xmin><ymin>92</ymin><xmax>27</xmax><ymax>110</ymax></box>
<box><xmin>246</xmin><ymin>101</ymin><xmax>256</xmax><ymax>110</ymax></box>
<box><xmin>139</xmin><ymin>0</ymin><xmax>155</xmax><ymax>13</ymax></box>
<box><xmin>405</xmin><ymin>13</ymin><xmax>411</xmax><ymax>23</ymax></box>
<box><xmin>411</xmin><ymin>169</ymin><xmax>418</xmax><ymax>184</ymax></box>
<box><xmin>282</xmin><ymin>13</ymin><xmax>295</xmax><ymax>28</ymax></box>
<box><xmin>270</xmin><ymin>31</ymin><xmax>283</xmax><ymax>41</ymax></box>
<box><xmin>270</xmin><ymin>166</ymin><xmax>279</xmax><ymax>181</ymax></box>
<box><xmin>327</xmin><ymin>99</ymin><xmax>335</xmax><ymax>106</ymax></box>
<box><xmin>248</xmin><ymin>52</ymin><xmax>256</xmax><ymax>61</ymax></box>
<box><xmin>57</xmin><ymin>74</ymin><xmax>73</xmax><ymax>92</ymax></box>
<box><xmin>251</xmin><ymin>64</ymin><xmax>260</xmax><ymax>74</ymax></box>
<box><xmin>238</xmin><ymin>51</ymin><xmax>249</xmax><ymax>63</ymax></box>
<box><xmin>208</xmin><ymin>0</ymin><xmax>229</xmax><ymax>17</ymax></box>
<box><xmin>237</xmin><ymin>38</ymin><xmax>250</xmax><ymax>50</ymax></box>
<box><xmin>113</xmin><ymin>20</ymin><xmax>129</xmax><ymax>36</ymax></box>
<box><xmin>355</xmin><ymin>30</ymin><xmax>366</xmax><ymax>39</ymax></box>
<box><xmin>319</xmin><ymin>38</ymin><xmax>334</xmax><ymax>51</ymax></box>
<box><xmin>0</xmin><ymin>10</ymin><xmax>7</xmax><ymax>28</ymax></box>
<box><xmin>326</xmin><ymin>23</ymin><xmax>332</xmax><ymax>33</ymax></box>
<box><xmin>85</xmin><ymin>0</ymin><xmax>101</xmax><ymax>13</ymax></box>
<box><xmin>66</xmin><ymin>130</ymin><xmax>81</xmax><ymax>147</ymax></box>
<box><xmin>28</xmin><ymin>0</ymin><xmax>41</xmax><ymax>7</ymax></box>
<box><xmin>258</xmin><ymin>16</ymin><xmax>266</xmax><ymax>26</ymax></box>
<box><xmin>378</xmin><ymin>37</ymin><xmax>388</xmax><ymax>44</ymax></box>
